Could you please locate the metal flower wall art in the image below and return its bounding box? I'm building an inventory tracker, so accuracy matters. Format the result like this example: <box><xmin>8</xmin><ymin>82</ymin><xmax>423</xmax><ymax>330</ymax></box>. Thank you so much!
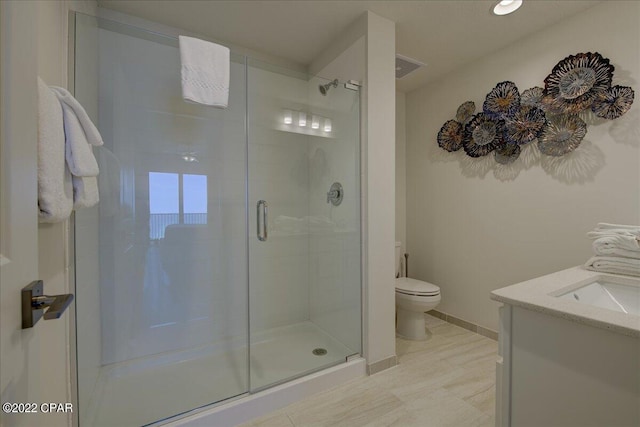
<box><xmin>437</xmin><ymin>52</ymin><xmax>634</xmax><ymax>164</ymax></box>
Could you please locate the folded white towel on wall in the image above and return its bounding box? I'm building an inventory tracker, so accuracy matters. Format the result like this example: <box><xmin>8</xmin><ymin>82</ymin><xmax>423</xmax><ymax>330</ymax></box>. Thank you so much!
<box><xmin>50</xmin><ymin>86</ymin><xmax>104</xmax><ymax>147</ymax></box>
<box><xmin>37</xmin><ymin>77</ymin><xmax>73</xmax><ymax>223</ymax></box>
<box><xmin>179</xmin><ymin>35</ymin><xmax>229</xmax><ymax>108</ymax></box>
<box><xmin>587</xmin><ymin>223</ymin><xmax>640</xmax><ymax>238</ymax></box>
<box><xmin>584</xmin><ymin>256</ymin><xmax>640</xmax><ymax>277</ymax></box>
<box><xmin>57</xmin><ymin>99</ymin><xmax>100</xmax><ymax>177</ymax></box>
<box><xmin>592</xmin><ymin>235</ymin><xmax>640</xmax><ymax>259</ymax></box>
<box><xmin>594</xmin><ymin>223</ymin><xmax>640</xmax><ymax>231</ymax></box>
<box><xmin>73</xmin><ymin>176</ymin><xmax>99</xmax><ymax>209</ymax></box>
<box><xmin>588</xmin><ymin>230</ymin><xmax>640</xmax><ymax>240</ymax></box>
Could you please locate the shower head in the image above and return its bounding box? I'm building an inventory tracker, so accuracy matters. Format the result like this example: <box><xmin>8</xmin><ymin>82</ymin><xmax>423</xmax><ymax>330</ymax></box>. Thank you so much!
<box><xmin>319</xmin><ymin>79</ymin><xmax>339</xmax><ymax>96</ymax></box>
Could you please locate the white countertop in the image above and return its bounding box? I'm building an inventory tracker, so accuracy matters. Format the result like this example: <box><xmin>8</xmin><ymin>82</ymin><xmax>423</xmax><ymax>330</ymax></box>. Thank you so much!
<box><xmin>490</xmin><ymin>266</ymin><xmax>640</xmax><ymax>338</ymax></box>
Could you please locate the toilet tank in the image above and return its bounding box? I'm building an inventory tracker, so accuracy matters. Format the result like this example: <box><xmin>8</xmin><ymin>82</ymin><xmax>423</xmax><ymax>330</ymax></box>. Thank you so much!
<box><xmin>395</xmin><ymin>242</ymin><xmax>402</xmax><ymax>277</ymax></box>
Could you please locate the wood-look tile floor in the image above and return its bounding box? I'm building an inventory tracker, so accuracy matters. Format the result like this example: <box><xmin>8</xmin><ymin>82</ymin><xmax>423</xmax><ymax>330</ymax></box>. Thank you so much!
<box><xmin>240</xmin><ymin>314</ymin><xmax>497</xmax><ymax>427</ymax></box>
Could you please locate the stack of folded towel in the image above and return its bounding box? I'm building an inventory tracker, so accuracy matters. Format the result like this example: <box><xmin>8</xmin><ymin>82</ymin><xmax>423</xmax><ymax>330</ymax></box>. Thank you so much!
<box><xmin>584</xmin><ymin>223</ymin><xmax>640</xmax><ymax>277</ymax></box>
<box><xmin>38</xmin><ymin>77</ymin><xmax>103</xmax><ymax>223</ymax></box>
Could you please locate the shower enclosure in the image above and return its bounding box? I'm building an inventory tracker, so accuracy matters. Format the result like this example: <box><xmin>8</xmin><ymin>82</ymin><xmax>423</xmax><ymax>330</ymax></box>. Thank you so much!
<box><xmin>73</xmin><ymin>13</ymin><xmax>361</xmax><ymax>426</ymax></box>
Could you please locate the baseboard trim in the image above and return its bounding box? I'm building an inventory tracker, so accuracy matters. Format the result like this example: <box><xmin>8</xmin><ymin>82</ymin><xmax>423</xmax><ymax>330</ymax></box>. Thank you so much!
<box><xmin>428</xmin><ymin>310</ymin><xmax>498</xmax><ymax>341</ymax></box>
<box><xmin>366</xmin><ymin>355</ymin><xmax>397</xmax><ymax>375</ymax></box>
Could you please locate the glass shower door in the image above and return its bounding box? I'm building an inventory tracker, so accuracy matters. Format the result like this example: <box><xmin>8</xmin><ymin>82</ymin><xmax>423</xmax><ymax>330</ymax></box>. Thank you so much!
<box><xmin>248</xmin><ymin>62</ymin><xmax>362</xmax><ymax>391</ymax></box>
<box><xmin>73</xmin><ymin>14</ymin><xmax>249</xmax><ymax>426</ymax></box>
<box><xmin>73</xmin><ymin>12</ymin><xmax>362</xmax><ymax>426</ymax></box>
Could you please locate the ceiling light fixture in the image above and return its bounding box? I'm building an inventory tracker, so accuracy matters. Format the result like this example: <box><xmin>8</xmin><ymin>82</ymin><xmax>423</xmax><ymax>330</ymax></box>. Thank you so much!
<box><xmin>283</xmin><ymin>110</ymin><xmax>293</xmax><ymax>125</ymax></box>
<box><xmin>493</xmin><ymin>0</ymin><xmax>523</xmax><ymax>16</ymax></box>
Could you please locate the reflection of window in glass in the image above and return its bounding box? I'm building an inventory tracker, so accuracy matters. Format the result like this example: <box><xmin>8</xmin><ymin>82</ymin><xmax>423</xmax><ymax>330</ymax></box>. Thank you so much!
<box><xmin>149</xmin><ymin>172</ymin><xmax>207</xmax><ymax>239</ymax></box>
<box><xmin>183</xmin><ymin>174</ymin><xmax>207</xmax><ymax>225</ymax></box>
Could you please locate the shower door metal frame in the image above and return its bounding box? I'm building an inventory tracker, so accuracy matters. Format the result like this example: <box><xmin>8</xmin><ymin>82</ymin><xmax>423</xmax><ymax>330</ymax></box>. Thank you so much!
<box><xmin>67</xmin><ymin>11</ymin><xmax>80</xmax><ymax>427</ymax></box>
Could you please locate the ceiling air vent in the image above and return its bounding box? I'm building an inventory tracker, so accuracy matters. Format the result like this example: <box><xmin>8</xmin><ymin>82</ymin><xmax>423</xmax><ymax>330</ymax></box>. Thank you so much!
<box><xmin>396</xmin><ymin>54</ymin><xmax>425</xmax><ymax>79</ymax></box>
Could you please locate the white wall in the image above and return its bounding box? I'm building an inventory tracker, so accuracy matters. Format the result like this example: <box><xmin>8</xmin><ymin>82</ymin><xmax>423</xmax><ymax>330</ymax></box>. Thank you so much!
<box><xmin>405</xmin><ymin>1</ymin><xmax>640</xmax><ymax>332</ymax></box>
<box><xmin>1</xmin><ymin>3</ymin><xmax>41</xmax><ymax>426</ymax></box>
<box><xmin>363</xmin><ymin>12</ymin><xmax>396</xmax><ymax>368</ymax></box>
<box><xmin>396</xmin><ymin>92</ymin><xmax>406</xmax><ymax>256</ymax></box>
<box><xmin>313</xmin><ymin>37</ymin><xmax>365</xmax><ymax>84</ymax></box>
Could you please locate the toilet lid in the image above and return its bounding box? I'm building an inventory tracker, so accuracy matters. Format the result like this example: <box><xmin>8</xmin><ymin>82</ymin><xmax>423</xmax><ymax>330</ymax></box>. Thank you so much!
<box><xmin>395</xmin><ymin>277</ymin><xmax>440</xmax><ymax>296</ymax></box>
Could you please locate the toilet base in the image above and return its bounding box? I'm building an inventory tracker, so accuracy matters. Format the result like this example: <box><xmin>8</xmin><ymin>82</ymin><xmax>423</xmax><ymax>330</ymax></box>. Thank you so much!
<box><xmin>396</xmin><ymin>307</ymin><xmax>427</xmax><ymax>341</ymax></box>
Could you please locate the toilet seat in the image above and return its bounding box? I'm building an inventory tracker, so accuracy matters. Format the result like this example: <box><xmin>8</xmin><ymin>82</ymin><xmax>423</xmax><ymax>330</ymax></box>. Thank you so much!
<box><xmin>395</xmin><ymin>277</ymin><xmax>440</xmax><ymax>297</ymax></box>
<box><xmin>396</xmin><ymin>289</ymin><xmax>440</xmax><ymax>297</ymax></box>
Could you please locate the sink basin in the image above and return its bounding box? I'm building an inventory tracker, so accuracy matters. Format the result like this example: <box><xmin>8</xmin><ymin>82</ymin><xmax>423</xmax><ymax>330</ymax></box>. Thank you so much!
<box><xmin>553</xmin><ymin>276</ymin><xmax>640</xmax><ymax>316</ymax></box>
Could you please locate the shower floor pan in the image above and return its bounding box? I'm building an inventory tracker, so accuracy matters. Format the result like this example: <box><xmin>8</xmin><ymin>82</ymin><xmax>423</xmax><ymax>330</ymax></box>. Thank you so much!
<box><xmin>84</xmin><ymin>321</ymin><xmax>354</xmax><ymax>427</ymax></box>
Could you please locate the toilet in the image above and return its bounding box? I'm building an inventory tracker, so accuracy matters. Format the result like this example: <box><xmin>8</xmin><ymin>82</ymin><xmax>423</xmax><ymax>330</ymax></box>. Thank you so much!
<box><xmin>395</xmin><ymin>242</ymin><xmax>441</xmax><ymax>340</ymax></box>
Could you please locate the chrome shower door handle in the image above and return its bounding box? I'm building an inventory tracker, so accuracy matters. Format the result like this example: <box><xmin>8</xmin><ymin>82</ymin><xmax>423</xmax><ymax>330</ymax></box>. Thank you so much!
<box><xmin>257</xmin><ymin>200</ymin><xmax>268</xmax><ymax>241</ymax></box>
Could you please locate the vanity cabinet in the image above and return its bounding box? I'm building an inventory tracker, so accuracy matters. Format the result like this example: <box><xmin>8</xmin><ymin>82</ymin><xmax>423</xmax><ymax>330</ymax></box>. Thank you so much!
<box><xmin>495</xmin><ymin>304</ymin><xmax>639</xmax><ymax>427</ymax></box>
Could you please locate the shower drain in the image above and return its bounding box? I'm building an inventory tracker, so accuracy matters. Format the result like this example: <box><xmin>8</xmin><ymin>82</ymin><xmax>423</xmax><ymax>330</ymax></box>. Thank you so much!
<box><xmin>312</xmin><ymin>348</ymin><xmax>327</xmax><ymax>356</ymax></box>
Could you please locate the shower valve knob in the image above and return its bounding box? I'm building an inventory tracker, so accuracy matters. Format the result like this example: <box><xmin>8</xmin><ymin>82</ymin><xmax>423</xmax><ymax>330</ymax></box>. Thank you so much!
<box><xmin>326</xmin><ymin>182</ymin><xmax>343</xmax><ymax>206</ymax></box>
